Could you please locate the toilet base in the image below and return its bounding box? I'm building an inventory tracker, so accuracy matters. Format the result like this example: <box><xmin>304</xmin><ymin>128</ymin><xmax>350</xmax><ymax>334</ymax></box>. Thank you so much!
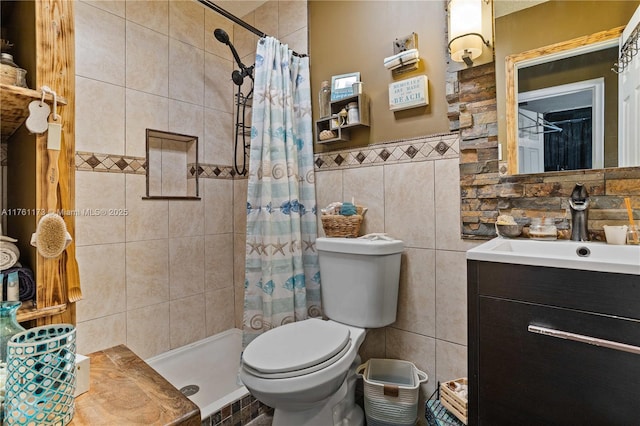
<box><xmin>271</xmin><ymin>356</ymin><xmax>364</xmax><ymax>426</ymax></box>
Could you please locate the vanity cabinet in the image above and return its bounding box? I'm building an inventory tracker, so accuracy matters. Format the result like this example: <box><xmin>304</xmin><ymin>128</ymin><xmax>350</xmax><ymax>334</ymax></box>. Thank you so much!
<box><xmin>315</xmin><ymin>94</ymin><xmax>370</xmax><ymax>143</ymax></box>
<box><xmin>1</xmin><ymin>0</ymin><xmax>76</xmax><ymax>325</ymax></box>
<box><xmin>468</xmin><ymin>260</ymin><xmax>640</xmax><ymax>425</ymax></box>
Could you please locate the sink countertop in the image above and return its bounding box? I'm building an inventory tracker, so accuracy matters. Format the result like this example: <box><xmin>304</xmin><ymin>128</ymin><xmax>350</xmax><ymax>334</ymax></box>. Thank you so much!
<box><xmin>70</xmin><ymin>345</ymin><xmax>200</xmax><ymax>426</ymax></box>
<box><xmin>467</xmin><ymin>237</ymin><xmax>640</xmax><ymax>275</ymax></box>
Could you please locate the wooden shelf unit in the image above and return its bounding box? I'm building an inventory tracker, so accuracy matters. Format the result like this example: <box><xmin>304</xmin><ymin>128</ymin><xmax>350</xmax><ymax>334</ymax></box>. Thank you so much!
<box><xmin>2</xmin><ymin>0</ymin><xmax>77</xmax><ymax>326</ymax></box>
<box><xmin>315</xmin><ymin>93</ymin><xmax>370</xmax><ymax>143</ymax></box>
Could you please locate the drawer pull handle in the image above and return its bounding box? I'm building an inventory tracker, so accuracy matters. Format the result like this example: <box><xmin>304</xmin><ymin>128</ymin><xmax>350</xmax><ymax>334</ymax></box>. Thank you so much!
<box><xmin>528</xmin><ymin>325</ymin><xmax>640</xmax><ymax>355</ymax></box>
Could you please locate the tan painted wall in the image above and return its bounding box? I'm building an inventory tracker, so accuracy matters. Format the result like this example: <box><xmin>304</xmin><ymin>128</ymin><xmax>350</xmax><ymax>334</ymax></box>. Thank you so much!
<box><xmin>309</xmin><ymin>1</ymin><xmax>451</xmax><ymax>152</ymax></box>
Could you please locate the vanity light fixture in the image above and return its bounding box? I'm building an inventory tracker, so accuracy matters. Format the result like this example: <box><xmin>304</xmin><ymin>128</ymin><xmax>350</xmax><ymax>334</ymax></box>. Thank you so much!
<box><xmin>447</xmin><ymin>0</ymin><xmax>492</xmax><ymax>66</ymax></box>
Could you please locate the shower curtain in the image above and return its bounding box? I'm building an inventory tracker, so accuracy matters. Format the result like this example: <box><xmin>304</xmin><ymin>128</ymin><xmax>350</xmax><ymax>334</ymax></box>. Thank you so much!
<box><xmin>243</xmin><ymin>37</ymin><xmax>321</xmax><ymax>348</ymax></box>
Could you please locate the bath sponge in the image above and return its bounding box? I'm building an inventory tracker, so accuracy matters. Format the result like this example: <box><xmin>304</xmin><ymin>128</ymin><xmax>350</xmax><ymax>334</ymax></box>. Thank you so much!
<box><xmin>30</xmin><ymin>213</ymin><xmax>71</xmax><ymax>258</ymax></box>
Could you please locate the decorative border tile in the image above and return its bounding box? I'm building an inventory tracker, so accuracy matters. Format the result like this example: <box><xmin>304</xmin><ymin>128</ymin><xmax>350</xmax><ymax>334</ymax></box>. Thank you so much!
<box><xmin>76</xmin><ymin>152</ymin><xmax>236</xmax><ymax>179</ymax></box>
<box><xmin>202</xmin><ymin>393</ymin><xmax>272</xmax><ymax>426</ymax></box>
<box><xmin>314</xmin><ymin>132</ymin><xmax>460</xmax><ymax>171</ymax></box>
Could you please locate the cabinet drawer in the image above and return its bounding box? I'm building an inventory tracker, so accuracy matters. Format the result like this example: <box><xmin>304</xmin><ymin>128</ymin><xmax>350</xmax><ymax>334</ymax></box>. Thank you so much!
<box><xmin>477</xmin><ymin>297</ymin><xmax>640</xmax><ymax>425</ymax></box>
<box><xmin>472</xmin><ymin>261</ymin><xmax>640</xmax><ymax>320</ymax></box>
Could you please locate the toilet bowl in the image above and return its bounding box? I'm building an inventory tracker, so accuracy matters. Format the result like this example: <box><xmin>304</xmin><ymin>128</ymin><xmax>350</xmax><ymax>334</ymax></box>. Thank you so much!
<box><xmin>239</xmin><ymin>237</ymin><xmax>404</xmax><ymax>426</ymax></box>
<box><xmin>240</xmin><ymin>318</ymin><xmax>366</xmax><ymax>424</ymax></box>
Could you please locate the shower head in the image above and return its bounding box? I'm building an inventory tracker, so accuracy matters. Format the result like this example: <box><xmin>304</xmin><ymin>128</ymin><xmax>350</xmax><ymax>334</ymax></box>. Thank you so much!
<box><xmin>213</xmin><ymin>28</ymin><xmax>254</xmax><ymax>86</ymax></box>
<box><xmin>214</xmin><ymin>28</ymin><xmax>244</xmax><ymax>68</ymax></box>
<box><xmin>214</xmin><ymin>28</ymin><xmax>230</xmax><ymax>45</ymax></box>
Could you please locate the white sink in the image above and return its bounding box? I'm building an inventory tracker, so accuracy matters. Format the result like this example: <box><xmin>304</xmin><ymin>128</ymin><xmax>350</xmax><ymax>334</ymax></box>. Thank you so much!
<box><xmin>467</xmin><ymin>237</ymin><xmax>640</xmax><ymax>275</ymax></box>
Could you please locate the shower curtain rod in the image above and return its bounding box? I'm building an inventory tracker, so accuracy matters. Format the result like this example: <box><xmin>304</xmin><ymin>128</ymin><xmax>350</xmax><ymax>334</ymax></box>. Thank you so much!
<box><xmin>195</xmin><ymin>0</ymin><xmax>307</xmax><ymax>57</ymax></box>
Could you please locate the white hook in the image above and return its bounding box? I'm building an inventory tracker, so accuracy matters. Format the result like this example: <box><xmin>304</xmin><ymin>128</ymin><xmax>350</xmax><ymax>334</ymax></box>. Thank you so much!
<box><xmin>40</xmin><ymin>86</ymin><xmax>60</xmax><ymax>121</ymax></box>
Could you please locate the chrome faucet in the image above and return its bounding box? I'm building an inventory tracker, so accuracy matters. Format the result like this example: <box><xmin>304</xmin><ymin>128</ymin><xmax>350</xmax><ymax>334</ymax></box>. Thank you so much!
<box><xmin>569</xmin><ymin>183</ymin><xmax>590</xmax><ymax>241</ymax></box>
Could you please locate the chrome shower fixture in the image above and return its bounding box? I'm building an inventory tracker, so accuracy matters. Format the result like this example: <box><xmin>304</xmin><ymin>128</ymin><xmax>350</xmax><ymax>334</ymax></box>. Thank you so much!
<box><xmin>214</xmin><ymin>28</ymin><xmax>254</xmax><ymax>86</ymax></box>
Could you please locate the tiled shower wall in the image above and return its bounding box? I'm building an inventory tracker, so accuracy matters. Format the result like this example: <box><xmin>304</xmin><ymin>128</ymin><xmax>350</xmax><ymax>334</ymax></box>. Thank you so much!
<box><xmin>73</xmin><ymin>0</ymin><xmax>308</xmax><ymax>359</ymax></box>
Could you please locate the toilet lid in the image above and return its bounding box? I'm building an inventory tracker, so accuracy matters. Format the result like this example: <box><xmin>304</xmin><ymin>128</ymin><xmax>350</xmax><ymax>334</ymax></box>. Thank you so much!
<box><xmin>242</xmin><ymin>319</ymin><xmax>350</xmax><ymax>375</ymax></box>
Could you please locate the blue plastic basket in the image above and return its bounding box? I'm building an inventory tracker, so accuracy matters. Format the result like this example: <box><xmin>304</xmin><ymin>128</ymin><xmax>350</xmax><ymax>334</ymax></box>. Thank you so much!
<box><xmin>4</xmin><ymin>325</ymin><xmax>76</xmax><ymax>426</ymax></box>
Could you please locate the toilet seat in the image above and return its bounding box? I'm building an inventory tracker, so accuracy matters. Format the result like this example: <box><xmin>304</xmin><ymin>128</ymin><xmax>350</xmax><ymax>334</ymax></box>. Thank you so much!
<box><xmin>242</xmin><ymin>319</ymin><xmax>351</xmax><ymax>379</ymax></box>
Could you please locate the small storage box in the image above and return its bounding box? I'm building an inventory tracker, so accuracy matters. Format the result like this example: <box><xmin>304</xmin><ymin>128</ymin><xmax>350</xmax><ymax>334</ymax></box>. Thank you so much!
<box><xmin>357</xmin><ymin>358</ymin><xmax>428</xmax><ymax>426</ymax></box>
<box><xmin>439</xmin><ymin>378</ymin><xmax>468</xmax><ymax>425</ymax></box>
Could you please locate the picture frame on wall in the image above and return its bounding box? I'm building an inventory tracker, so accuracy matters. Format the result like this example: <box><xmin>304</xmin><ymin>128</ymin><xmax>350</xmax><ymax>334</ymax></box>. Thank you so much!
<box><xmin>330</xmin><ymin>72</ymin><xmax>360</xmax><ymax>101</ymax></box>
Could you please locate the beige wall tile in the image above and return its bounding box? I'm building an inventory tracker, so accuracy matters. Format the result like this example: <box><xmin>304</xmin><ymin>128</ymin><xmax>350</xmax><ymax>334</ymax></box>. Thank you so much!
<box><xmin>315</xmin><ymin>170</ymin><xmax>343</xmax><ymax>238</ymax></box>
<box><xmin>76</xmin><ymin>243</ymin><xmax>126</xmax><ymax>322</ymax></box>
<box><xmin>125</xmin><ymin>174</ymin><xmax>169</xmax><ymax>241</ymax></box>
<box><xmin>204</xmin><ymin>178</ymin><xmax>234</xmax><ymax>234</ymax></box>
<box><xmin>343</xmin><ymin>166</ymin><xmax>384</xmax><ymax>235</ymax></box>
<box><xmin>80</xmin><ymin>0</ymin><xmax>125</xmax><ymax>17</ymax></box>
<box><xmin>170</xmin><ymin>294</ymin><xmax>206</xmax><ymax>348</ymax></box>
<box><xmin>435</xmin><ymin>340</ymin><xmax>467</xmax><ymax>385</ymax></box>
<box><xmin>278</xmin><ymin>1</ymin><xmax>307</xmax><ymax>38</ymax></box>
<box><xmin>126</xmin><ymin>21</ymin><xmax>169</xmax><ymax>97</ymax></box>
<box><xmin>435</xmin><ymin>158</ymin><xmax>480</xmax><ymax>252</ymax></box>
<box><xmin>435</xmin><ymin>250</ymin><xmax>467</xmax><ymax>345</ymax></box>
<box><xmin>234</xmin><ymin>13</ymin><xmax>259</xmax><ymax>60</ymax></box>
<box><xmin>169</xmin><ymin>39</ymin><xmax>205</xmax><ymax>105</ymax></box>
<box><xmin>75</xmin><ymin>171</ymin><xmax>126</xmax><ymax>246</ymax></box>
<box><xmin>75</xmin><ymin>1</ymin><xmax>125</xmax><ymax>85</ymax></box>
<box><xmin>169</xmin><ymin>0</ymin><xmax>205</xmax><ymax>49</ymax></box>
<box><xmin>168</xmin><ymin>199</ymin><xmax>204</xmax><ymax>237</ymax></box>
<box><xmin>126</xmin><ymin>239</ymin><xmax>170</xmax><ymax>310</ymax></box>
<box><xmin>169</xmin><ymin>236</ymin><xmax>205</xmax><ymax>299</ymax></box>
<box><xmin>126</xmin><ymin>0</ymin><xmax>169</xmax><ymax>35</ymax></box>
<box><xmin>75</xmin><ymin>77</ymin><xmax>125</xmax><ymax>154</ymax></box>
<box><xmin>393</xmin><ymin>248</ymin><xmax>436</xmax><ymax>337</ymax></box>
<box><xmin>204</xmin><ymin>8</ymin><xmax>233</xmax><ymax>60</ymax></box>
<box><xmin>76</xmin><ymin>313</ymin><xmax>127</xmax><ymax>355</ymax></box>
<box><xmin>205</xmin><ymin>287</ymin><xmax>236</xmax><ymax>336</ymax></box>
<box><xmin>385</xmin><ymin>161</ymin><xmax>434</xmax><ymax>249</ymax></box>
<box><xmin>203</xmin><ymin>107</ymin><xmax>233</xmax><ymax>165</ymax></box>
<box><xmin>255</xmin><ymin>1</ymin><xmax>279</xmax><ymax>38</ymax></box>
<box><xmin>161</xmin><ymin>140</ymin><xmax>189</xmax><ymax>197</ymax></box>
<box><xmin>234</xmin><ymin>178</ymin><xmax>248</xmax><ymax>234</ymax></box>
<box><xmin>280</xmin><ymin>26</ymin><xmax>308</xmax><ymax>55</ymax></box>
<box><xmin>204</xmin><ymin>52</ymin><xmax>234</xmax><ymax>114</ymax></box>
<box><xmin>127</xmin><ymin>303</ymin><xmax>171</xmax><ymax>360</ymax></box>
<box><xmin>168</xmin><ymin>101</ymin><xmax>205</xmax><ymax>167</ymax></box>
<box><xmin>205</xmin><ymin>233</ymin><xmax>234</xmax><ymax>292</ymax></box>
<box><xmin>125</xmin><ymin>89</ymin><xmax>169</xmax><ymax>158</ymax></box>
<box><xmin>359</xmin><ymin>328</ymin><xmax>386</xmax><ymax>362</ymax></box>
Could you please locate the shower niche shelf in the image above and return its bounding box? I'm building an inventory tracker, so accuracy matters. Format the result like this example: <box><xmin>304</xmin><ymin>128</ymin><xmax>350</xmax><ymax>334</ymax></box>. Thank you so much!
<box><xmin>315</xmin><ymin>94</ymin><xmax>370</xmax><ymax>144</ymax></box>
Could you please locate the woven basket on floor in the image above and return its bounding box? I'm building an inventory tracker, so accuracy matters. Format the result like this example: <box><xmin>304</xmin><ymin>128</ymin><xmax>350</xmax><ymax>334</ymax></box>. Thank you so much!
<box><xmin>321</xmin><ymin>206</ymin><xmax>365</xmax><ymax>238</ymax></box>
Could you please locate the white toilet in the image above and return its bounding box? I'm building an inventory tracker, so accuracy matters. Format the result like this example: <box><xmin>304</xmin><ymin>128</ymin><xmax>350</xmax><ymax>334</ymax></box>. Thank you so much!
<box><xmin>239</xmin><ymin>236</ymin><xmax>404</xmax><ymax>426</ymax></box>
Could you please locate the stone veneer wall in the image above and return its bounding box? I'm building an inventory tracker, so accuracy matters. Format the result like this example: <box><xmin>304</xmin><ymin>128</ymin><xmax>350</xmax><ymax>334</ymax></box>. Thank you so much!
<box><xmin>447</xmin><ymin>62</ymin><xmax>640</xmax><ymax>240</ymax></box>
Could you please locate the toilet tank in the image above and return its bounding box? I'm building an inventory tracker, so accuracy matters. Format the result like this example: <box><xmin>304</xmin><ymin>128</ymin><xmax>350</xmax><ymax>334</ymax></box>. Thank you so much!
<box><xmin>316</xmin><ymin>237</ymin><xmax>404</xmax><ymax>328</ymax></box>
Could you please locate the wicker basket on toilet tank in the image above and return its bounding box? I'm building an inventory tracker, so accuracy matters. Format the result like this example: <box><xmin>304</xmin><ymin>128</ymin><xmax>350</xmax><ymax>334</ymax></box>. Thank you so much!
<box><xmin>321</xmin><ymin>205</ymin><xmax>365</xmax><ymax>238</ymax></box>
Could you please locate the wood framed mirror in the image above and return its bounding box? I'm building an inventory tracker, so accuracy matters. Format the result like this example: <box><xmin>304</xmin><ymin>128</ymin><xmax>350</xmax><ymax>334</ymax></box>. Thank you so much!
<box><xmin>505</xmin><ymin>26</ymin><xmax>624</xmax><ymax>175</ymax></box>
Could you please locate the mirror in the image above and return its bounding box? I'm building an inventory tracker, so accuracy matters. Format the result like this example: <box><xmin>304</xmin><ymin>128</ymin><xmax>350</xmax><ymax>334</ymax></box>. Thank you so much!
<box><xmin>145</xmin><ymin>129</ymin><xmax>200</xmax><ymax>200</ymax></box>
<box><xmin>495</xmin><ymin>0</ymin><xmax>639</xmax><ymax>175</ymax></box>
<box><xmin>505</xmin><ymin>27</ymin><xmax>623</xmax><ymax>174</ymax></box>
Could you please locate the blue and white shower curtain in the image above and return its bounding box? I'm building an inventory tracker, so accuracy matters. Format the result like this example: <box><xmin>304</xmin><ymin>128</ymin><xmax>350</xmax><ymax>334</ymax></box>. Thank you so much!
<box><xmin>243</xmin><ymin>37</ymin><xmax>321</xmax><ymax>348</ymax></box>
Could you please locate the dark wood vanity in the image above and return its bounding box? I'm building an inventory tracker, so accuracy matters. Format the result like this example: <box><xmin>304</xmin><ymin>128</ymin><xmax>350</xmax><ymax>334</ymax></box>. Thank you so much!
<box><xmin>468</xmin><ymin>260</ymin><xmax>640</xmax><ymax>425</ymax></box>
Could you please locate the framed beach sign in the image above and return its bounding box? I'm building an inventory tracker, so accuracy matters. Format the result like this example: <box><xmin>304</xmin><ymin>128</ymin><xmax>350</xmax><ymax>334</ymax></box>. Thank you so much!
<box><xmin>330</xmin><ymin>72</ymin><xmax>360</xmax><ymax>101</ymax></box>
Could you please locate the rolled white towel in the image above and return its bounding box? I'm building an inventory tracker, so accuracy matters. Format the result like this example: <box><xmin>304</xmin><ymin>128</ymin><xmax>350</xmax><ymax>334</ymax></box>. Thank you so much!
<box><xmin>383</xmin><ymin>48</ymin><xmax>419</xmax><ymax>70</ymax></box>
<box><xmin>0</xmin><ymin>241</ymin><xmax>20</xmax><ymax>271</ymax></box>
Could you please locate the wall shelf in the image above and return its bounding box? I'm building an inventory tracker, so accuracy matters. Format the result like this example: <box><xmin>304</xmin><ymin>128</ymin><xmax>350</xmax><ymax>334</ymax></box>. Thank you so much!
<box><xmin>315</xmin><ymin>93</ymin><xmax>370</xmax><ymax>144</ymax></box>
<box><xmin>17</xmin><ymin>302</ymin><xmax>67</xmax><ymax>323</ymax></box>
<box><xmin>0</xmin><ymin>83</ymin><xmax>67</xmax><ymax>142</ymax></box>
